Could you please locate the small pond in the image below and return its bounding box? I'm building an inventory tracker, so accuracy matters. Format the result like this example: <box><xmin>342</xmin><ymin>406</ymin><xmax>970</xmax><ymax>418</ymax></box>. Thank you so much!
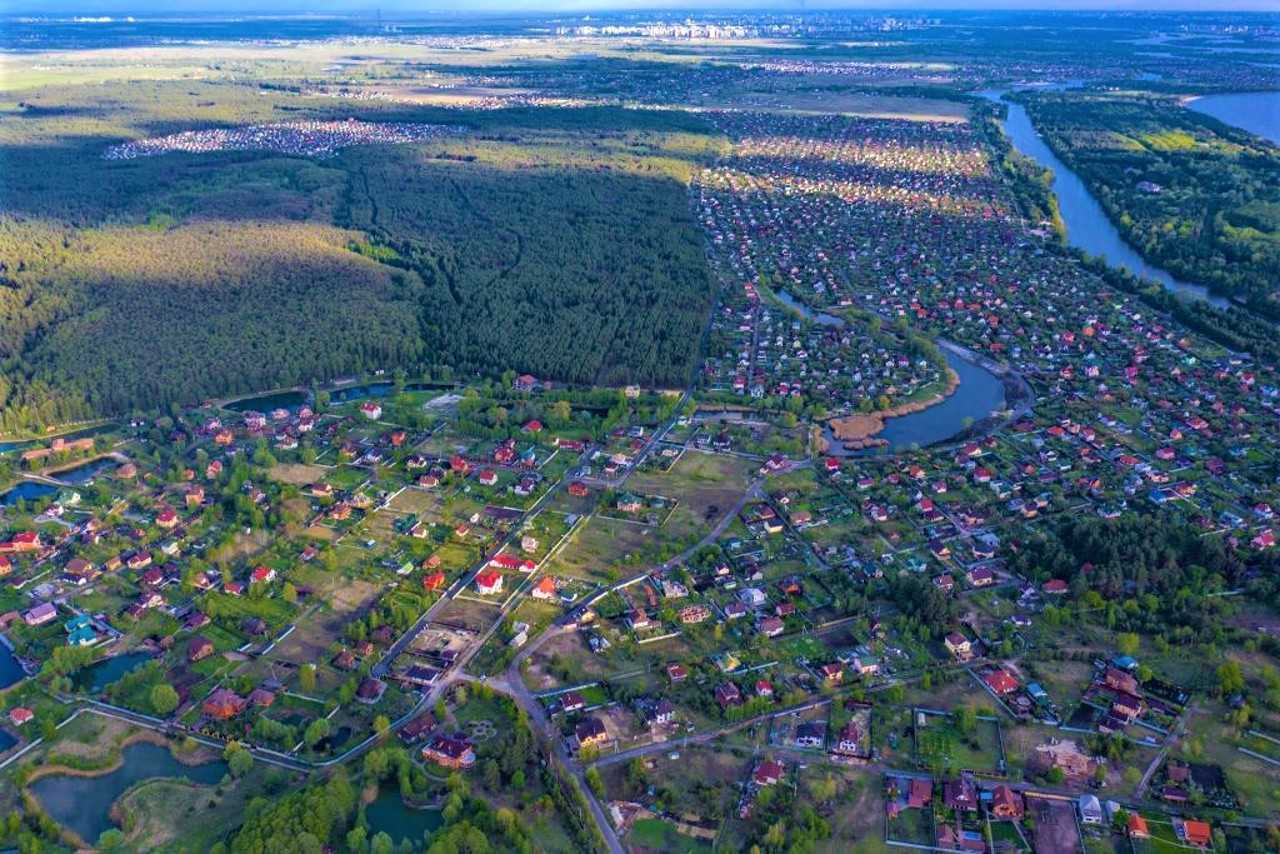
<box><xmin>365</xmin><ymin>789</ymin><xmax>443</xmax><ymax>847</ymax></box>
<box><xmin>77</xmin><ymin>650</ymin><xmax>155</xmax><ymax>694</ymax></box>
<box><xmin>0</xmin><ymin>480</ymin><xmax>57</xmax><ymax>507</ymax></box>
<box><xmin>30</xmin><ymin>741</ymin><xmax>227</xmax><ymax>845</ymax></box>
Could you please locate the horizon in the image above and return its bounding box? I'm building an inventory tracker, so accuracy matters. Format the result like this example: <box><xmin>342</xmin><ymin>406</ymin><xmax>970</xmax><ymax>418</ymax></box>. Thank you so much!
<box><xmin>10</xmin><ymin>2</ymin><xmax>1280</xmax><ymax>18</ymax></box>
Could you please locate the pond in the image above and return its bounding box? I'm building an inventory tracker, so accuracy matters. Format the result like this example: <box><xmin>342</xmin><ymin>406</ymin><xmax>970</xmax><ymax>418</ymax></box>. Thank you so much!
<box><xmin>76</xmin><ymin>650</ymin><xmax>155</xmax><ymax>694</ymax></box>
<box><xmin>774</xmin><ymin>289</ymin><xmax>846</xmax><ymax>327</ymax></box>
<box><xmin>365</xmin><ymin>789</ymin><xmax>443</xmax><ymax>847</ymax></box>
<box><xmin>48</xmin><ymin>456</ymin><xmax>118</xmax><ymax>485</ymax></box>
<box><xmin>0</xmin><ymin>480</ymin><xmax>58</xmax><ymax>507</ymax></box>
<box><xmin>30</xmin><ymin>741</ymin><xmax>227</xmax><ymax>846</ymax></box>
<box><xmin>225</xmin><ymin>388</ymin><xmax>308</xmax><ymax>414</ymax></box>
<box><xmin>0</xmin><ymin>423</ymin><xmax>116</xmax><ymax>456</ymax></box>
<box><xmin>824</xmin><ymin>348</ymin><xmax>1007</xmax><ymax>455</ymax></box>
<box><xmin>1187</xmin><ymin>91</ymin><xmax>1280</xmax><ymax>147</ymax></box>
<box><xmin>978</xmin><ymin>90</ymin><xmax>1229</xmax><ymax>309</ymax></box>
<box><xmin>0</xmin><ymin>641</ymin><xmax>26</xmax><ymax>690</ymax></box>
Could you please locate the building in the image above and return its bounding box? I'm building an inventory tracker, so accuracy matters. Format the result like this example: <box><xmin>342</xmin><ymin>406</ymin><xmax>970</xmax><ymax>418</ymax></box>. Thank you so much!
<box><xmin>22</xmin><ymin>602</ymin><xmax>56</xmax><ymax>627</ymax></box>
<box><xmin>574</xmin><ymin>715</ymin><xmax>609</xmax><ymax>750</ymax></box>
<box><xmin>475</xmin><ymin>569</ymin><xmax>503</xmax><ymax>595</ymax></box>
<box><xmin>1078</xmin><ymin>794</ymin><xmax>1103</xmax><ymax>825</ymax></box>
<box><xmin>753</xmin><ymin>759</ymin><xmax>784</xmax><ymax>787</ymax></box>
<box><xmin>989</xmin><ymin>785</ymin><xmax>1023</xmax><ymax>819</ymax></box>
<box><xmin>944</xmin><ymin>632</ymin><xmax>972</xmax><ymax>659</ymax></box>
<box><xmin>423</xmin><ymin>734</ymin><xmax>476</xmax><ymax>769</ymax></box>
<box><xmin>203</xmin><ymin>689</ymin><xmax>247</xmax><ymax>720</ymax></box>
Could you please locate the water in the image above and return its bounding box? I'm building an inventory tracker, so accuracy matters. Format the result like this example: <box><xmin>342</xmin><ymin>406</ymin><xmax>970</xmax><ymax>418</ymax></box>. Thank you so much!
<box><xmin>0</xmin><ymin>424</ymin><xmax>114</xmax><ymax>456</ymax></box>
<box><xmin>978</xmin><ymin>90</ymin><xmax>1229</xmax><ymax>309</ymax></box>
<box><xmin>0</xmin><ymin>480</ymin><xmax>57</xmax><ymax>507</ymax></box>
<box><xmin>49</xmin><ymin>456</ymin><xmax>118</xmax><ymax>485</ymax></box>
<box><xmin>824</xmin><ymin>349</ymin><xmax>1007</xmax><ymax>454</ymax></box>
<box><xmin>1187</xmin><ymin>91</ymin><xmax>1280</xmax><ymax>147</ymax></box>
<box><xmin>0</xmin><ymin>728</ymin><xmax>15</xmax><ymax>753</ymax></box>
<box><xmin>774</xmin><ymin>290</ymin><xmax>846</xmax><ymax>327</ymax></box>
<box><xmin>329</xmin><ymin>382</ymin><xmax>396</xmax><ymax>403</ymax></box>
<box><xmin>30</xmin><ymin>741</ymin><xmax>227</xmax><ymax>845</ymax></box>
<box><xmin>76</xmin><ymin>651</ymin><xmax>154</xmax><ymax>694</ymax></box>
<box><xmin>0</xmin><ymin>643</ymin><xmax>26</xmax><ymax>690</ymax></box>
<box><xmin>225</xmin><ymin>389</ymin><xmax>308</xmax><ymax>413</ymax></box>
<box><xmin>365</xmin><ymin>789</ymin><xmax>443</xmax><ymax>847</ymax></box>
<box><xmin>875</xmin><ymin>350</ymin><xmax>1006</xmax><ymax>450</ymax></box>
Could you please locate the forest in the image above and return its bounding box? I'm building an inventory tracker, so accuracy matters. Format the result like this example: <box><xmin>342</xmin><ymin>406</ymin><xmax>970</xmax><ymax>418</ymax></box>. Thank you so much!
<box><xmin>0</xmin><ymin>80</ymin><xmax>721</xmax><ymax>429</ymax></box>
<box><xmin>1019</xmin><ymin>92</ymin><xmax>1280</xmax><ymax>311</ymax></box>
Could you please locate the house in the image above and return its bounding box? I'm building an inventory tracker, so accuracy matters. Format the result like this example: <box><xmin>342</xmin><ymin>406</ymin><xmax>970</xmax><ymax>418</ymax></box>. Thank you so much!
<box><xmin>423</xmin><ymin>734</ymin><xmax>476</xmax><ymax>769</ymax></box>
<box><xmin>1180</xmin><ymin>820</ymin><xmax>1212</xmax><ymax>848</ymax></box>
<box><xmin>1127</xmin><ymin>813</ymin><xmax>1150</xmax><ymax>839</ymax></box>
<box><xmin>560</xmin><ymin>692</ymin><xmax>586</xmax><ymax>713</ymax></box>
<box><xmin>715</xmin><ymin>682</ymin><xmax>742</xmax><ymax>707</ymax></box>
<box><xmin>984</xmin><ymin>669</ymin><xmax>1019</xmax><ymax>695</ymax></box>
<box><xmin>568</xmin><ymin>481</ymin><xmax>589</xmax><ymax>497</ymax></box>
<box><xmin>1104</xmin><ymin>667</ymin><xmax>1139</xmax><ymax>695</ymax></box>
<box><xmin>0</xmin><ymin>531</ymin><xmax>41</xmax><ymax>554</ymax></box>
<box><xmin>356</xmin><ymin>677</ymin><xmax>386</xmax><ymax>704</ymax></box>
<box><xmin>250</xmin><ymin>566</ymin><xmax>276</xmax><ymax>585</ymax></box>
<box><xmin>8</xmin><ymin>706</ymin><xmax>34</xmax><ymax>727</ymax></box>
<box><xmin>616</xmin><ymin>493</ymin><xmax>643</xmax><ymax>513</ymax></box>
<box><xmin>758</xmin><ymin>616</ymin><xmax>785</xmax><ymax>637</ymax></box>
<box><xmin>203</xmin><ymin>689</ymin><xmax>247</xmax><ymax>720</ymax></box>
<box><xmin>360</xmin><ymin>402</ymin><xmax>382</xmax><ymax>420</ymax></box>
<box><xmin>188</xmin><ymin>636</ymin><xmax>214</xmax><ymax>662</ymax></box>
<box><xmin>532</xmin><ymin>576</ymin><xmax>557</xmax><ymax>600</ymax></box>
<box><xmin>753</xmin><ymin>759</ymin><xmax>784</xmax><ymax>787</ymax></box>
<box><xmin>249</xmin><ymin>688</ymin><xmax>276</xmax><ymax>708</ymax></box>
<box><xmin>423</xmin><ymin>571</ymin><xmax>447</xmax><ymax>592</ymax></box>
<box><xmin>944</xmin><ymin>632</ymin><xmax>971</xmax><ymax>659</ymax></box>
<box><xmin>989</xmin><ymin>785</ymin><xmax>1023</xmax><ymax>819</ymax></box>
<box><xmin>475</xmin><ymin>569</ymin><xmax>503</xmax><ymax>595</ymax></box>
<box><xmin>22</xmin><ymin>602</ymin><xmax>56</xmax><ymax>627</ymax></box>
<box><xmin>967</xmin><ymin>566</ymin><xmax>994</xmax><ymax>587</ymax></box>
<box><xmin>795</xmin><ymin>721</ymin><xmax>826</xmax><ymax>748</ymax></box>
<box><xmin>944</xmin><ymin>777</ymin><xmax>978</xmax><ymax>811</ymax></box>
<box><xmin>399</xmin><ymin>714</ymin><xmax>436</xmax><ymax>745</ymax></box>
<box><xmin>834</xmin><ymin>721</ymin><xmax>863</xmax><ymax>755</ymax></box>
<box><xmin>819</xmin><ymin>663</ymin><xmax>843</xmax><ymax>684</ymax></box>
<box><xmin>1042</xmin><ymin>579</ymin><xmax>1069</xmax><ymax>595</ymax></box>
<box><xmin>0</xmin><ymin>555</ymin><xmax>10</xmax><ymax>577</ymax></box>
<box><xmin>907</xmin><ymin>778</ymin><xmax>933</xmax><ymax>808</ymax></box>
<box><xmin>478</xmin><ymin>469</ymin><xmax>498</xmax><ymax>486</ymax></box>
<box><xmin>627</xmin><ymin>610</ymin><xmax>653</xmax><ymax>631</ymax></box>
<box><xmin>574</xmin><ymin>715</ymin><xmax>609</xmax><ymax>749</ymax></box>
<box><xmin>755</xmin><ymin>679</ymin><xmax>773</xmax><ymax>698</ymax></box>
<box><xmin>646</xmin><ymin>699</ymin><xmax>675</xmax><ymax>726</ymax></box>
<box><xmin>1078</xmin><ymin>794</ymin><xmax>1103</xmax><ymax>825</ymax></box>
<box><xmin>155</xmin><ymin>508</ymin><xmax>179</xmax><ymax>529</ymax></box>
<box><xmin>667</xmin><ymin>663</ymin><xmax>688</xmax><ymax>683</ymax></box>
<box><xmin>679</xmin><ymin>605</ymin><xmax>711</xmax><ymax>625</ymax></box>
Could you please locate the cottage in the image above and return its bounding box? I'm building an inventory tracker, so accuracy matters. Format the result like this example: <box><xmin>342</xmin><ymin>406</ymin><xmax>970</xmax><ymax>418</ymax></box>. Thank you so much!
<box><xmin>753</xmin><ymin>759</ymin><xmax>784</xmax><ymax>787</ymax></box>
<box><xmin>475</xmin><ymin>569</ymin><xmax>503</xmax><ymax>595</ymax></box>
<box><xmin>574</xmin><ymin>715</ymin><xmax>609</xmax><ymax>750</ymax></box>
<box><xmin>1078</xmin><ymin>794</ymin><xmax>1103</xmax><ymax>825</ymax></box>
<box><xmin>203</xmin><ymin>689</ymin><xmax>247</xmax><ymax>720</ymax></box>
<box><xmin>423</xmin><ymin>734</ymin><xmax>476</xmax><ymax>769</ymax></box>
<box><xmin>22</xmin><ymin>602</ymin><xmax>56</xmax><ymax>627</ymax></box>
<box><xmin>188</xmin><ymin>636</ymin><xmax>215</xmax><ymax>662</ymax></box>
<box><xmin>989</xmin><ymin>785</ymin><xmax>1023</xmax><ymax>819</ymax></box>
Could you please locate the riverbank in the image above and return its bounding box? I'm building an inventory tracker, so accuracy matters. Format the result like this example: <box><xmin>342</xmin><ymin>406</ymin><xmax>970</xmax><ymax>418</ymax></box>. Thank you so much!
<box><xmin>825</xmin><ymin>367</ymin><xmax>961</xmax><ymax>450</ymax></box>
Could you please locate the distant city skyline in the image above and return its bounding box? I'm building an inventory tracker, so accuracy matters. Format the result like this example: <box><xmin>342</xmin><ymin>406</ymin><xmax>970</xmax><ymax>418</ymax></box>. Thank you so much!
<box><xmin>12</xmin><ymin>1</ymin><xmax>1280</xmax><ymax>16</ymax></box>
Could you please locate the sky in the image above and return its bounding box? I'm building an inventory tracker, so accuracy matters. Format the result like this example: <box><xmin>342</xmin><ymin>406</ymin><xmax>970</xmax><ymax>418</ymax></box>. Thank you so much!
<box><xmin>15</xmin><ymin>1</ymin><xmax>1280</xmax><ymax>14</ymax></box>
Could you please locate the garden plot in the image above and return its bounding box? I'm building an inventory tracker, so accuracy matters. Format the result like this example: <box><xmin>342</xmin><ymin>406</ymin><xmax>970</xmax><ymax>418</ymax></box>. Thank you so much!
<box><xmin>265</xmin><ymin>578</ymin><xmax>381</xmax><ymax>667</ymax></box>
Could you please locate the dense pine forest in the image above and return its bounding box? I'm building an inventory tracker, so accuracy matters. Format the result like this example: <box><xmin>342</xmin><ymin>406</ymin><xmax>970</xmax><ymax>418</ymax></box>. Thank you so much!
<box><xmin>0</xmin><ymin>81</ymin><xmax>721</xmax><ymax>430</ymax></box>
<box><xmin>1020</xmin><ymin>92</ymin><xmax>1280</xmax><ymax>311</ymax></box>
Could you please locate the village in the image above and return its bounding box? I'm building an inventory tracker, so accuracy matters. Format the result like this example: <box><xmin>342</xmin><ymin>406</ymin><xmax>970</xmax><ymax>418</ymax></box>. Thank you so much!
<box><xmin>2</xmin><ymin>10</ymin><xmax>1280</xmax><ymax>853</ymax></box>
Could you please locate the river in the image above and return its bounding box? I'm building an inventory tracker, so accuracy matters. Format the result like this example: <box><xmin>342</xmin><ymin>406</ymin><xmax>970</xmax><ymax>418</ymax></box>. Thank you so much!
<box><xmin>1187</xmin><ymin>91</ymin><xmax>1280</xmax><ymax>147</ymax></box>
<box><xmin>30</xmin><ymin>741</ymin><xmax>227</xmax><ymax>845</ymax></box>
<box><xmin>977</xmin><ymin>90</ymin><xmax>1230</xmax><ymax>309</ymax></box>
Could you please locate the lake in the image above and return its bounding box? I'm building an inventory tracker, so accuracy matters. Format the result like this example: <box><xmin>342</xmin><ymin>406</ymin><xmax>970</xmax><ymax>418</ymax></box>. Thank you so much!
<box><xmin>1187</xmin><ymin>91</ymin><xmax>1280</xmax><ymax>147</ymax></box>
<box><xmin>77</xmin><ymin>651</ymin><xmax>155</xmax><ymax>693</ymax></box>
<box><xmin>365</xmin><ymin>789</ymin><xmax>443</xmax><ymax>847</ymax></box>
<box><xmin>978</xmin><ymin>90</ymin><xmax>1229</xmax><ymax>309</ymax></box>
<box><xmin>0</xmin><ymin>480</ymin><xmax>58</xmax><ymax>507</ymax></box>
<box><xmin>30</xmin><ymin>741</ymin><xmax>227</xmax><ymax>845</ymax></box>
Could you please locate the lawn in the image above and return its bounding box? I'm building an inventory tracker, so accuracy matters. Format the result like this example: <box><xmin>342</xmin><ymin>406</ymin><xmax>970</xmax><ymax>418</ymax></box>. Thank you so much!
<box><xmin>628</xmin><ymin>817</ymin><xmax>713</xmax><ymax>854</ymax></box>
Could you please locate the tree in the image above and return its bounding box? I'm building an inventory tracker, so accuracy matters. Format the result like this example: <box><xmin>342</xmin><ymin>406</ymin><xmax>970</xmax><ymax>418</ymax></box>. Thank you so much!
<box><xmin>1116</xmin><ymin>632</ymin><xmax>1140</xmax><ymax>656</ymax></box>
<box><xmin>150</xmin><ymin>683</ymin><xmax>180</xmax><ymax>715</ymax></box>
<box><xmin>225</xmin><ymin>743</ymin><xmax>254</xmax><ymax>778</ymax></box>
<box><xmin>373</xmin><ymin>715</ymin><xmax>391</xmax><ymax>736</ymax></box>
<box><xmin>283</xmin><ymin>582</ymin><xmax>298</xmax><ymax>604</ymax></box>
<box><xmin>299</xmin><ymin>663</ymin><xmax>317</xmax><ymax>694</ymax></box>
<box><xmin>345</xmin><ymin>825</ymin><xmax>368</xmax><ymax>854</ymax></box>
<box><xmin>585</xmin><ymin>767</ymin><xmax>605</xmax><ymax>798</ymax></box>
<box><xmin>96</xmin><ymin>829</ymin><xmax>126</xmax><ymax>851</ymax></box>
<box><xmin>1217</xmin><ymin>660</ymin><xmax>1245</xmax><ymax>697</ymax></box>
<box><xmin>305</xmin><ymin>718</ymin><xmax>330</xmax><ymax>748</ymax></box>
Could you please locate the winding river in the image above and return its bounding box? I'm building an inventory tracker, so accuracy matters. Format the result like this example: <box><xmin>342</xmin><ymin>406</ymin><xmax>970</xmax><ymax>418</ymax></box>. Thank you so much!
<box><xmin>977</xmin><ymin>90</ymin><xmax>1230</xmax><ymax>309</ymax></box>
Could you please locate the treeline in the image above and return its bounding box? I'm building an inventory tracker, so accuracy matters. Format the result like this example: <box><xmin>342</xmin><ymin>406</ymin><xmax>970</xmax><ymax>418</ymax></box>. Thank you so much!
<box><xmin>971</xmin><ymin>97</ymin><xmax>1064</xmax><ymax>235</ymax></box>
<box><xmin>335</xmin><ymin>127</ymin><xmax>717</xmax><ymax>390</ymax></box>
<box><xmin>1020</xmin><ymin>92</ymin><xmax>1280</xmax><ymax>309</ymax></box>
